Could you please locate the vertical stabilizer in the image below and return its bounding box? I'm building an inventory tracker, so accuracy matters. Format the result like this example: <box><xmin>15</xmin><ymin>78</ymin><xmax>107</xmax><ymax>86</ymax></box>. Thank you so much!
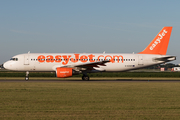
<box><xmin>138</xmin><ymin>27</ymin><xmax>173</xmax><ymax>55</ymax></box>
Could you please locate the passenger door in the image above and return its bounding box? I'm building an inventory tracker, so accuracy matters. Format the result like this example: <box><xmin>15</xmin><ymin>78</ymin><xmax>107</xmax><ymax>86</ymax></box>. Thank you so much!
<box><xmin>24</xmin><ymin>54</ymin><xmax>29</xmax><ymax>65</ymax></box>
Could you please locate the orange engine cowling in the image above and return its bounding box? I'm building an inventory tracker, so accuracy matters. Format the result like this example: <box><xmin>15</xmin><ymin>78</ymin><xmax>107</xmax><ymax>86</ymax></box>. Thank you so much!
<box><xmin>56</xmin><ymin>67</ymin><xmax>73</xmax><ymax>78</ymax></box>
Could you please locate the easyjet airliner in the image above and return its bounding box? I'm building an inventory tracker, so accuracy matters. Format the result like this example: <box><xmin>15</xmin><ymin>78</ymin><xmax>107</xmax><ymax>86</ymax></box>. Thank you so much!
<box><xmin>3</xmin><ymin>27</ymin><xmax>176</xmax><ymax>80</ymax></box>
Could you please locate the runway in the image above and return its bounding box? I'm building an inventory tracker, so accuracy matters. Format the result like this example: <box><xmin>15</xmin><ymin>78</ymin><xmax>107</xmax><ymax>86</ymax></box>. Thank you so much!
<box><xmin>1</xmin><ymin>77</ymin><xmax>180</xmax><ymax>82</ymax></box>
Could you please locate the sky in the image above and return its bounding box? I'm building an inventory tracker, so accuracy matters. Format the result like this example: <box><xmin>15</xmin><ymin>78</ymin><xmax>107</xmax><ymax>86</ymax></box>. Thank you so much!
<box><xmin>1</xmin><ymin>0</ymin><xmax>180</xmax><ymax>64</ymax></box>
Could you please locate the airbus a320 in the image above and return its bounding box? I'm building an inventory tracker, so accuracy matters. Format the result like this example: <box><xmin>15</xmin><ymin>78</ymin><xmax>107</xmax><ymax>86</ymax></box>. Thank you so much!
<box><xmin>3</xmin><ymin>27</ymin><xmax>176</xmax><ymax>80</ymax></box>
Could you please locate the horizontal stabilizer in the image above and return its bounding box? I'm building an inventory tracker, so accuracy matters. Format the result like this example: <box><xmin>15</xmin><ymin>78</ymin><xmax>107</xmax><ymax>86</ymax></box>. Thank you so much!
<box><xmin>154</xmin><ymin>56</ymin><xmax>176</xmax><ymax>62</ymax></box>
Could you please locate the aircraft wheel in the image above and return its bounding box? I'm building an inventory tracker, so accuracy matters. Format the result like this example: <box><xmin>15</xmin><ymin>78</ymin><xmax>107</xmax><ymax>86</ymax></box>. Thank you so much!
<box><xmin>82</xmin><ymin>75</ymin><xmax>89</xmax><ymax>81</ymax></box>
<box><xmin>25</xmin><ymin>76</ymin><xmax>29</xmax><ymax>81</ymax></box>
<box><xmin>25</xmin><ymin>71</ymin><xmax>29</xmax><ymax>81</ymax></box>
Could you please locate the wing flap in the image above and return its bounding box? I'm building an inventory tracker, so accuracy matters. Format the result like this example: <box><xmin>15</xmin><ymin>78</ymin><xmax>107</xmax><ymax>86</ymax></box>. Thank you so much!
<box><xmin>75</xmin><ymin>60</ymin><xmax>110</xmax><ymax>68</ymax></box>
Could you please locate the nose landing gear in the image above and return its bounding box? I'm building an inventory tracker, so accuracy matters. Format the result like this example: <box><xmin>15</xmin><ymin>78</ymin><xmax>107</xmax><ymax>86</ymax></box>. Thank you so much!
<box><xmin>25</xmin><ymin>71</ymin><xmax>29</xmax><ymax>81</ymax></box>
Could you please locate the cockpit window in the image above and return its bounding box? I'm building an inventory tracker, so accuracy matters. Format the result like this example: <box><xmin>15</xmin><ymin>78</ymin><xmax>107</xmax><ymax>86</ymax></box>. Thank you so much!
<box><xmin>10</xmin><ymin>58</ymin><xmax>18</xmax><ymax>61</ymax></box>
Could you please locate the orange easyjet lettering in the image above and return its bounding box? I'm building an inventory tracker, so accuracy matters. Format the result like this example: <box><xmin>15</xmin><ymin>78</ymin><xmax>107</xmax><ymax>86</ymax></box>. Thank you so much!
<box><xmin>105</xmin><ymin>55</ymin><xmax>113</xmax><ymax>62</ymax></box>
<box><xmin>88</xmin><ymin>54</ymin><xmax>95</xmax><ymax>62</ymax></box>
<box><xmin>46</xmin><ymin>55</ymin><xmax>54</xmax><ymax>63</ymax></box>
<box><xmin>37</xmin><ymin>54</ymin><xmax>124</xmax><ymax>65</ymax></box>
<box><xmin>80</xmin><ymin>55</ymin><xmax>88</xmax><ymax>63</ymax></box>
<box><xmin>112</xmin><ymin>55</ymin><xmax>124</xmax><ymax>63</ymax></box>
<box><xmin>62</xmin><ymin>55</ymin><xmax>71</xmax><ymax>65</ymax></box>
<box><xmin>37</xmin><ymin>55</ymin><xmax>45</xmax><ymax>63</ymax></box>
<box><xmin>71</xmin><ymin>54</ymin><xmax>79</xmax><ymax>63</ymax></box>
<box><xmin>55</xmin><ymin>55</ymin><xmax>61</xmax><ymax>63</ymax></box>
<box><xmin>98</xmin><ymin>55</ymin><xmax>104</xmax><ymax>61</ymax></box>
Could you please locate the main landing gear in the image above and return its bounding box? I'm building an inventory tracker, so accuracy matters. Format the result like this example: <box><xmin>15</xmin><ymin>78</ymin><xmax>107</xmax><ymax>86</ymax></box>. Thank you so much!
<box><xmin>25</xmin><ymin>71</ymin><xmax>29</xmax><ymax>81</ymax></box>
<box><xmin>82</xmin><ymin>74</ymin><xmax>89</xmax><ymax>81</ymax></box>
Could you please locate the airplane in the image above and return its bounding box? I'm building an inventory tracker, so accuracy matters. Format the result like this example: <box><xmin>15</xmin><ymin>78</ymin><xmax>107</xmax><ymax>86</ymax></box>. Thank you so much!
<box><xmin>3</xmin><ymin>26</ymin><xmax>176</xmax><ymax>81</ymax></box>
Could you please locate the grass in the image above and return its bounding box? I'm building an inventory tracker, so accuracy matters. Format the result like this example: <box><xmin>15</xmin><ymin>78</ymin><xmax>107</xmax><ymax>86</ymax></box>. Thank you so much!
<box><xmin>1</xmin><ymin>82</ymin><xmax>180</xmax><ymax>119</ymax></box>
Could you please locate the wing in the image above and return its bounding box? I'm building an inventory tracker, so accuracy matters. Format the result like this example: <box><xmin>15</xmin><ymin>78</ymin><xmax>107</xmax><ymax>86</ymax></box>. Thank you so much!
<box><xmin>63</xmin><ymin>60</ymin><xmax>110</xmax><ymax>71</ymax></box>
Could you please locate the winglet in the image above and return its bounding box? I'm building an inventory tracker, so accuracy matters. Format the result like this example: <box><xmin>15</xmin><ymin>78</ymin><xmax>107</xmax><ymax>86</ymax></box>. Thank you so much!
<box><xmin>138</xmin><ymin>26</ymin><xmax>173</xmax><ymax>55</ymax></box>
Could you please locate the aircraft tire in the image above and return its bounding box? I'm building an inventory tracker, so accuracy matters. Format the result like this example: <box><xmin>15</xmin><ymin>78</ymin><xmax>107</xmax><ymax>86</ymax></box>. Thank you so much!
<box><xmin>25</xmin><ymin>76</ymin><xmax>29</xmax><ymax>81</ymax></box>
<box><xmin>82</xmin><ymin>75</ymin><xmax>89</xmax><ymax>81</ymax></box>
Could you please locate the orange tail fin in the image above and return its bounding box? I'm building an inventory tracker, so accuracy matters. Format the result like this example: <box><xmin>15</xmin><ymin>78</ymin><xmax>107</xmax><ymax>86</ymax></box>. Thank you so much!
<box><xmin>138</xmin><ymin>26</ymin><xmax>173</xmax><ymax>55</ymax></box>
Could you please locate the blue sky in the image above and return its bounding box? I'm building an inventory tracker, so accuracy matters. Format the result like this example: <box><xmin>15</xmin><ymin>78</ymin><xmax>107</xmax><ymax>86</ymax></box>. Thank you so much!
<box><xmin>1</xmin><ymin>0</ymin><xmax>180</xmax><ymax>64</ymax></box>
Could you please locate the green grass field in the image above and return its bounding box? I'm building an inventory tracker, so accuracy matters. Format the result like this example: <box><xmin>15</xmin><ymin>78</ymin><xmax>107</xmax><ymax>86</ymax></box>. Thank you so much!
<box><xmin>1</xmin><ymin>82</ymin><xmax>180</xmax><ymax>119</ymax></box>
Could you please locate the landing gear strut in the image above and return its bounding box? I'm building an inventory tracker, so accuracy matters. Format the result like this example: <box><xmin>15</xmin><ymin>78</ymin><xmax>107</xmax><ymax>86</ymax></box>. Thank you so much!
<box><xmin>82</xmin><ymin>74</ymin><xmax>89</xmax><ymax>81</ymax></box>
<box><xmin>25</xmin><ymin>71</ymin><xmax>29</xmax><ymax>81</ymax></box>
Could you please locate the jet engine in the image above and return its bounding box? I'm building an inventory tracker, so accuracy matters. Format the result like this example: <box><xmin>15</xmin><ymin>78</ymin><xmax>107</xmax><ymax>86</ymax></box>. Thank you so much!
<box><xmin>56</xmin><ymin>67</ymin><xmax>73</xmax><ymax>78</ymax></box>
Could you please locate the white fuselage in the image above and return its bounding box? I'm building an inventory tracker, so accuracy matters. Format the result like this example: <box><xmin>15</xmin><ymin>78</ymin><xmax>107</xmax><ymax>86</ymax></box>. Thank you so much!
<box><xmin>3</xmin><ymin>53</ymin><xmax>172</xmax><ymax>72</ymax></box>
<box><xmin>2</xmin><ymin>27</ymin><xmax>176</xmax><ymax>80</ymax></box>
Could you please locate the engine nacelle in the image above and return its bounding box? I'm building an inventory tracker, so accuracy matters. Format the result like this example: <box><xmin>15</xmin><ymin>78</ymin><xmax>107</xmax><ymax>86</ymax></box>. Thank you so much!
<box><xmin>56</xmin><ymin>67</ymin><xmax>73</xmax><ymax>78</ymax></box>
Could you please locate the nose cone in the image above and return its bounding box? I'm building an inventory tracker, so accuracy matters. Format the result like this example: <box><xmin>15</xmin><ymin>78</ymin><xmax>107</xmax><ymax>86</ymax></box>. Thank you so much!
<box><xmin>3</xmin><ymin>61</ymin><xmax>21</xmax><ymax>71</ymax></box>
<box><xmin>3</xmin><ymin>61</ymin><xmax>12</xmax><ymax>70</ymax></box>
<box><xmin>3</xmin><ymin>62</ymin><xmax>9</xmax><ymax>70</ymax></box>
